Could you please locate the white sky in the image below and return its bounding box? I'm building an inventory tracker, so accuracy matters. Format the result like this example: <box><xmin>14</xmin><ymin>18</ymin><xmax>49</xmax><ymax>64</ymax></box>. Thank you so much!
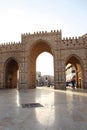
<box><xmin>0</xmin><ymin>0</ymin><xmax>87</xmax><ymax>75</ymax></box>
<box><xmin>36</xmin><ymin>52</ymin><xmax>54</xmax><ymax>76</ymax></box>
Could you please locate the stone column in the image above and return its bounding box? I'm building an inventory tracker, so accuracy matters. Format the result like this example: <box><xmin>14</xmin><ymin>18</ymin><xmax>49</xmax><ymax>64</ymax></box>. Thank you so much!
<box><xmin>54</xmin><ymin>56</ymin><xmax>66</xmax><ymax>90</ymax></box>
<box><xmin>18</xmin><ymin>45</ymin><xmax>28</xmax><ymax>89</ymax></box>
<box><xmin>0</xmin><ymin>72</ymin><xmax>4</xmax><ymax>88</ymax></box>
<box><xmin>18</xmin><ymin>62</ymin><xmax>27</xmax><ymax>89</ymax></box>
<box><xmin>83</xmin><ymin>66</ymin><xmax>87</xmax><ymax>89</ymax></box>
<box><xmin>28</xmin><ymin>56</ymin><xmax>36</xmax><ymax>89</ymax></box>
<box><xmin>0</xmin><ymin>63</ymin><xmax>4</xmax><ymax>88</ymax></box>
<box><xmin>54</xmin><ymin>37</ymin><xmax>66</xmax><ymax>90</ymax></box>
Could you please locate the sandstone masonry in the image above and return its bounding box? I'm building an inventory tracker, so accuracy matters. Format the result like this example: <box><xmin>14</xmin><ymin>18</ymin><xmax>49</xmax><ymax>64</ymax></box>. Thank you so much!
<box><xmin>0</xmin><ymin>30</ymin><xmax>87</xmax><ymax>90</ymax></box>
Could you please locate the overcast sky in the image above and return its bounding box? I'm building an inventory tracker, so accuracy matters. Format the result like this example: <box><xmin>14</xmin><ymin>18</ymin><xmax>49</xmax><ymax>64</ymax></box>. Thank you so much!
<box><xmin>0</xmin><ymin>0</ymin><xmax>87</xmax><ymax>43</ymax></box>
<box><xmin>0</xmin><ymin>0</ymin><xmax>87</xmax><ymax>75</ymax></box>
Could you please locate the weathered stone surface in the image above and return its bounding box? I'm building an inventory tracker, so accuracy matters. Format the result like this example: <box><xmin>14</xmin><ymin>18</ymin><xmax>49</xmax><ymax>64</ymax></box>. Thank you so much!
<box><xmin>0</xmin><ymin>30</ymin><xmax>87</xmax><ymax>89</ymax></box>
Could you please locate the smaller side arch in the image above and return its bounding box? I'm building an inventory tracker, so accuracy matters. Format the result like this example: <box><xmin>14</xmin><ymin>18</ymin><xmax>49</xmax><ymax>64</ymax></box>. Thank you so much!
<box><xmin>4</xmin><ymin>57</ymin><xmax>19</xmax><ymax>89</ymax></box>
<box><xmin>65</xmin><ymin>54</ymin><xmax>84</xmax><ymax>89</ymax></box>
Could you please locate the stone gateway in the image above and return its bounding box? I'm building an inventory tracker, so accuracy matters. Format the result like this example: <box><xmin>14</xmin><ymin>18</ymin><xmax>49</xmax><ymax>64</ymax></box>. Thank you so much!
<box><xmin>0</xmin><ymin>30</ymin><xmax>87</xmax><ymax>90</ymax></box>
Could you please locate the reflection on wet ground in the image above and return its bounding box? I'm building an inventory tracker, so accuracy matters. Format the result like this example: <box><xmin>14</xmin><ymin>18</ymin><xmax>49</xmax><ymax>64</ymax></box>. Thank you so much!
<box><xmin>0</xmin><ymin>87</ymin><xmax>87</xmax><ymax>130</ymax></box>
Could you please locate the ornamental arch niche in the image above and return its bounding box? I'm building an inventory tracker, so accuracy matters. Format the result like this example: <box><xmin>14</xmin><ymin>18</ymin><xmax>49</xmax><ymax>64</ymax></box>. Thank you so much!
<box><xmin>65</xmin><ymin>55</ymin><xmax>83</xmax><ymax>88</ymax></box>
<box><xmin>28</xmin><ymin>39</ymin><xmax>54</xmax><ymax>89</ymax></box>
<box><xmin>4</xmin><ymin>58</ymin><xmax>19</xmax><ymax>89</ymax></box>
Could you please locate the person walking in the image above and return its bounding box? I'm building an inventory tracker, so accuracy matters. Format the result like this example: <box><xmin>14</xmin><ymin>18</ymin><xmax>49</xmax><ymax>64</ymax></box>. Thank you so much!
<box><xmin>71</xmin><ymin>76</ymin><xmax>76</xmax><ymax>89</ymax></box>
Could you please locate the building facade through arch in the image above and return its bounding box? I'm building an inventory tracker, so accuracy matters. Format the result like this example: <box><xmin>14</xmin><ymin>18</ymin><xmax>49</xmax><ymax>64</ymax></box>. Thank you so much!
<box><xmin>0</xmin><ymin>30</ymin><xmax>87</xmax><ymax>90</ymax></box>
<box><xmin>65</xmin><ymin>54</ymin><xmax>84</xmax><ymax>88</ymax></box>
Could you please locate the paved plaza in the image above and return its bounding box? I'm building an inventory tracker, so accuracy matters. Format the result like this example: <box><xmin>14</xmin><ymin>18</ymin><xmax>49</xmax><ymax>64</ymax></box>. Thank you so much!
<box><xmin>0</xmin><ymin>87</ymin><xmax>87</xmax><ymax>130</ymax></box>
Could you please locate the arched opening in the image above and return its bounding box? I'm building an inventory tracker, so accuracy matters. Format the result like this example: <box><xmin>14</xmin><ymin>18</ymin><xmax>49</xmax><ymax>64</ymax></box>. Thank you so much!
<box><xmin>66</xmin><ymin>55</ymin><xmax>83</xmax><ymax>89</ymax></box>
<box><xmin>5</xmin><ymin>59</ymin><xmax>19</xmax><ymax>89</ymax></box>
<box><xmin>28</xmin><ymin>39</ymin><xmax>54</xmax><ymax>88</ymax></box>
<box><xmin>36</xmin><ymin>52</ymin><xmax>54</xmax><ymax>87</ymax></box>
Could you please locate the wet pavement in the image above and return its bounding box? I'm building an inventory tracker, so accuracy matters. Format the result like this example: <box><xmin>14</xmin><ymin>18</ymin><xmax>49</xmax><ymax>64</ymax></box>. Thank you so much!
<box><xmin>0</xmin><ymin>87</ymin><xmax>87</xmax><ymax>130</ymax></box>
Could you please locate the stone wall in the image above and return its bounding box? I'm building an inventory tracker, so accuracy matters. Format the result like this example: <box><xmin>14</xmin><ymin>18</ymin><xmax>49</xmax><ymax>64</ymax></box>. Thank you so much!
<box><xmin>0</xmin><ymin>30</ymin><xmax>87</xmax><ymax>89</ymax></box>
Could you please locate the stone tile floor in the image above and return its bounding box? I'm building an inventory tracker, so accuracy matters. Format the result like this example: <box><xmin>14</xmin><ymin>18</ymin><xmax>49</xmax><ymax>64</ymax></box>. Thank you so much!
<box><xmin>0</xmin><ymin>87</ymin><xmax>87</xmax><ymax>130</ymax></box>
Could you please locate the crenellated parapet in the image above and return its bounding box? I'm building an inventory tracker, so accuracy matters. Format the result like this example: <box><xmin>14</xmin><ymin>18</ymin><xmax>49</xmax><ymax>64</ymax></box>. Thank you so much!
<box><xmin>62</xmin><ymin>35</ymin><xmax>87</xmax><ymax>48</ymax></box>
<box><xmin>0</xmin><ymin>30</ymin><xmax>87</xmax><ymax>52</ymax></box>
<box><xmin>0</xmin><ymin>41</ymin><xmax>23</xmax><ymax>52</ymax></box>
<box><xmin>21</xmin><ymin>30</ymin><xmax>61</xmax><ymax>43</ymax></box>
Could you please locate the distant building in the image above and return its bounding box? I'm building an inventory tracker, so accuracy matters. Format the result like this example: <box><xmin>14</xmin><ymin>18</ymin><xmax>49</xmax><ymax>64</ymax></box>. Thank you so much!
<box><xmin>36</xmin><ymin>72</ymin><xmax>54</xmax><ymax>87</ymax></box>
<box><xmin>66</xmin><ymin>64</ymin><xmax>76</xmax><ymax>82</ymax></box>
<box><xmin>36</xmin><ymin>72</ymin><xmax>42</xmax><ymax>86</ymax></box>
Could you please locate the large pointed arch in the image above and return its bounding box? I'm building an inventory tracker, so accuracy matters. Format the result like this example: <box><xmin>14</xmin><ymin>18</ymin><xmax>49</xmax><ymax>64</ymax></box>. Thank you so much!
<box><xmin>4</xmin><ymin>57</ymin><xmax>19</xmax><ymax>89</ymax></box>
<box><xmin>28</xmin><ymin>39</ymin><xmax>54</xmax><ymax>88</ymax></box>
<box><xmin>65</xmin><ymin>54</ymin><xmax>84</xmax><ymax>88</ymax></box>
